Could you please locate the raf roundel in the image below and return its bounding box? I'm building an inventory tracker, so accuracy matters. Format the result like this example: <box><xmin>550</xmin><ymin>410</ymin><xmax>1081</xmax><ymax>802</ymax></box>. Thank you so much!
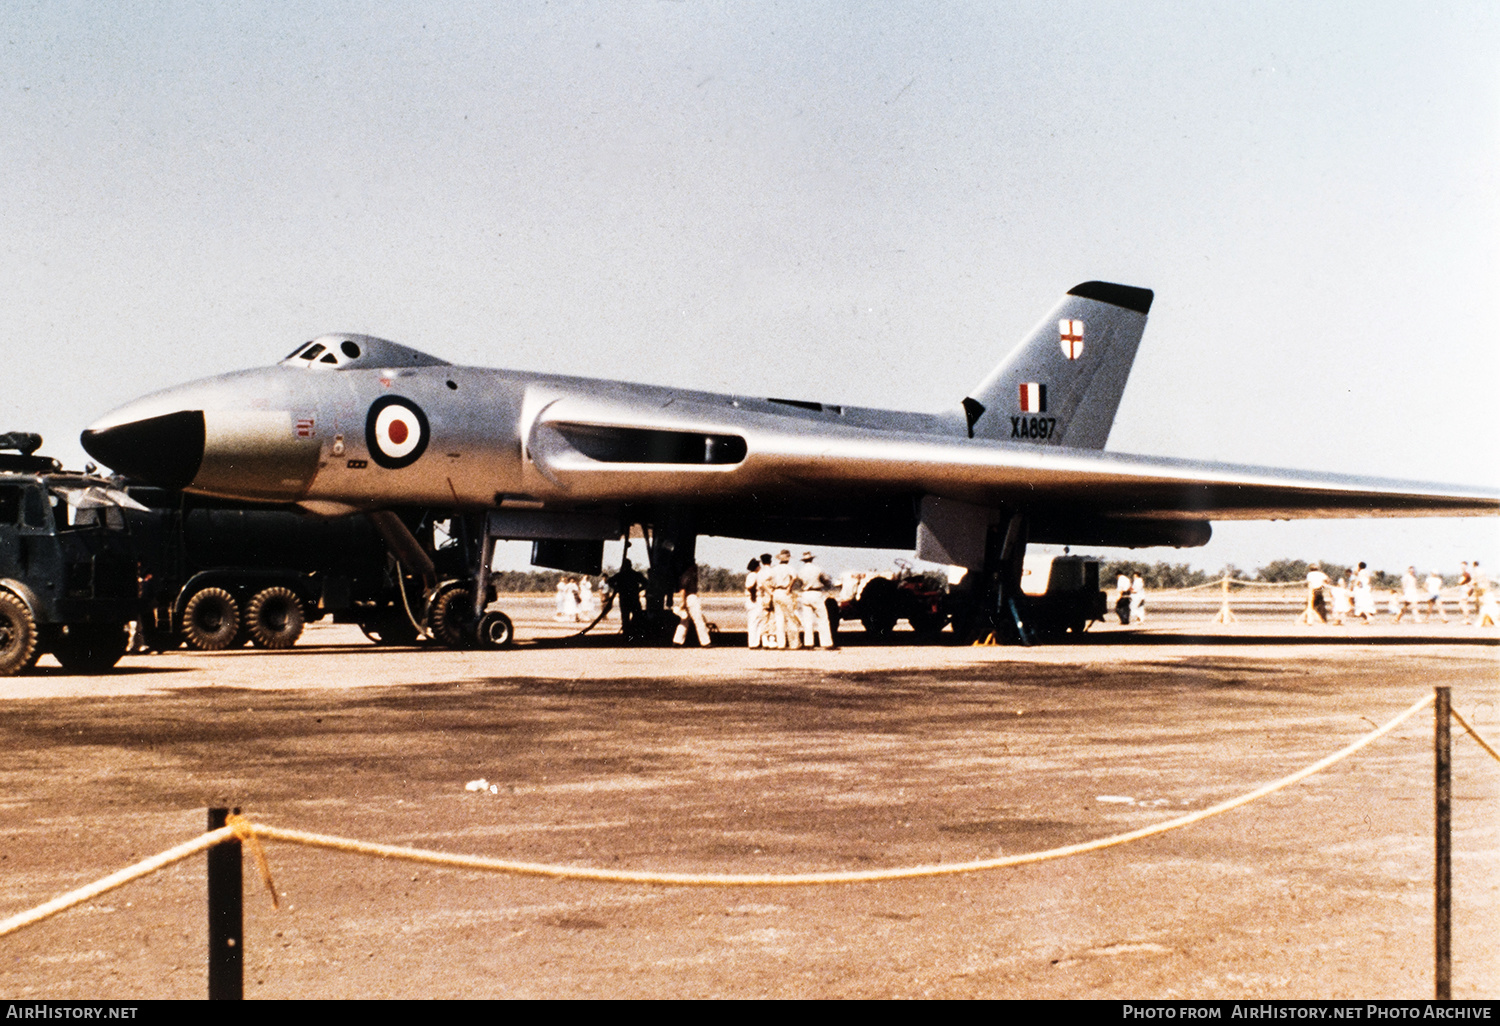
<box><xmin>365</xmin><ymin>395</ymin><xmax>431</xmax><ymax>469</ymax></box>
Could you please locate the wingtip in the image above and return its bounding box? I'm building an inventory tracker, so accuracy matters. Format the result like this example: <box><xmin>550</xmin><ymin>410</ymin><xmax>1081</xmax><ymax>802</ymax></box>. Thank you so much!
<box><xmin>1068</xmin><ymin>281</ymin><xmax>1154</xmax><ymax>315</ymax></box>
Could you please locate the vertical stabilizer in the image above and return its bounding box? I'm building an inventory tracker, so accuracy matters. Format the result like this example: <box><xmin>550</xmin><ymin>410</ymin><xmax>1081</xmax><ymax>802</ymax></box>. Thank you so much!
<box><xmin>962</xmin><ymin>281</ymin><xmax>1152</xmax><ymax>449</ymax></box>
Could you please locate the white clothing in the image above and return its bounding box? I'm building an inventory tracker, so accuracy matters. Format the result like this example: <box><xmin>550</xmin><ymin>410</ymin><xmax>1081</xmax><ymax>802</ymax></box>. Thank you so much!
<box><xmin>797</xmin><ymin>560</ymin><xmax>836</xmax><ymax>648</ymax></box>
<box><xmin>672</xmin><ymin>593</ymin><xmax>713</xmax><ymax>645</ymax></box>
<box><xmin>1425</xmin><ymin>573</ymin><xmax>1444</xmax><ymax>600</ymax></box>
<box><xmin>1129</xmin><ymin>574</ymin><xmax>1146</xmax><ymax>622</ymax></box>
<box><xmin>746</xmin><ymin>571</ymin><xmax>763</xmax><ymax>647</ymax></box>
<box><xmin>769</xmin><ymin>560</ymin><xmax>800</xmax><ymax>649</ymax></box>
<box><xmin>755</xmin><ymin>564</ymin><xmax>779</xmax><ymax>646</ymax></box>
<box><xmin>1331</xmin><ymin>581</ymin><xmax>1353</xmax><ymax>618</ymax></box>
<box><xmin>1353</xmin><ymin>569</ymin><xmax>1376</xmax><ymax>618</ymax></box>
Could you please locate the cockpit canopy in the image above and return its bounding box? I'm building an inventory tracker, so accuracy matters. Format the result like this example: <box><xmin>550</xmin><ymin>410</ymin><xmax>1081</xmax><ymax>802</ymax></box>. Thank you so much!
<box><xmin>280</xmin><ymin>334</ymin><xmax>451</xmax><ymax>371</ymax></box>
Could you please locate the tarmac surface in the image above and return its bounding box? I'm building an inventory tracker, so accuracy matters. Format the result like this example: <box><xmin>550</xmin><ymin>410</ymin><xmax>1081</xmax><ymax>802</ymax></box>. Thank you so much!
<box><xmin>1</xmin><ymin>596</ymin><xmax>1497</xmax><ymax>999</ymax></box>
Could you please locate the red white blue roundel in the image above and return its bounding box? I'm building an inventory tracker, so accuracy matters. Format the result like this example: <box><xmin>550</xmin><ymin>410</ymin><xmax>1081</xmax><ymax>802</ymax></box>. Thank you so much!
<box><xmin>365</xmin><ymin>396</ymin><xmax>430</xmax><ymax>469</ymax></box>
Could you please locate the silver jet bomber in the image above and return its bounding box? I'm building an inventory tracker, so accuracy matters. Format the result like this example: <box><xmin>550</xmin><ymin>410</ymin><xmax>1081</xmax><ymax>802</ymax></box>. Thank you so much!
<box><xmin>80</xmin><ymin>281</ymin><xmax>1498</xmax><ymax>646</ymax></box>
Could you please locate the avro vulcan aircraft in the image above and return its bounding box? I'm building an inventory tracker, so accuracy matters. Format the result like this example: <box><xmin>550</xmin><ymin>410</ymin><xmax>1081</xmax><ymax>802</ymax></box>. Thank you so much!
<box><xmin>81</xmin><ymin>282</ymin><xmax>1497</xmax><ymax>644</ymax></box>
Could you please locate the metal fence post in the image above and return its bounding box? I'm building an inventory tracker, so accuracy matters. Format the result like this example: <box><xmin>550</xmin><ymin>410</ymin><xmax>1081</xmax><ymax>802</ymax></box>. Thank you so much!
<box><xmin>1434</xmin><ymin>686</ymin><xmax>1451</xmax><ymax>1001</ymax></box>
<box><xmin>207</xmin><ymin>807</ymin><xmax>243</xmax><ymax>1000</ymax></box>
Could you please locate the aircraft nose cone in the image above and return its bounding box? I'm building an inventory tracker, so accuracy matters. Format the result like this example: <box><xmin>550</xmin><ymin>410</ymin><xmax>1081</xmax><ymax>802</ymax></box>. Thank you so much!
<box><xmin>81</xmin><ymin>410</ymin><xmax>205</xmax><ymax>488</ymax></box>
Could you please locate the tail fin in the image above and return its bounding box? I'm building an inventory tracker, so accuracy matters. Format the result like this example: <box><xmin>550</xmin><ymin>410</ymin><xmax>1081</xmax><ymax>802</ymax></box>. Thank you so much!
<box><xmin>962</xmin><ymin>281</ymin><xmax>1153</xmax><ymax>449</ymax></box>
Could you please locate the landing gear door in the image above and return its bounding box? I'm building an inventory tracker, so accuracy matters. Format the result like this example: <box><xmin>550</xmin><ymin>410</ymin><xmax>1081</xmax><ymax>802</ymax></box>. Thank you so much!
<box><xmin>915</xmin><ymin>496</ymin><xmax>998</xmax><ymax>571</ymax></box>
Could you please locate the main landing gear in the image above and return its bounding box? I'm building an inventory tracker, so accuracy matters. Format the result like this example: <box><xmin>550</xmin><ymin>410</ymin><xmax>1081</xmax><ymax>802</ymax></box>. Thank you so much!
<box><xmin>367</xmin><ymin>510</ymin><xmax>515</xmax><ymax>651</ymax></box>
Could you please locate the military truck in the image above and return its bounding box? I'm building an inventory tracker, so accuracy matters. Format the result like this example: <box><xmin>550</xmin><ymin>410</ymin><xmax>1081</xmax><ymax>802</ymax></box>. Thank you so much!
<box><xmin>0</xmin><ymin>434</ymin><xmax>140</xmax><ymax>674</ymax></box>
<box><xmin>0</xmin><ymin>432</ymin><xmax>467</xmax><ymax>674</ymax></box>
<box><xmin>122</xmin><ymin>488</ymin><xmax>461</xmax><ymax>652</ymax></box>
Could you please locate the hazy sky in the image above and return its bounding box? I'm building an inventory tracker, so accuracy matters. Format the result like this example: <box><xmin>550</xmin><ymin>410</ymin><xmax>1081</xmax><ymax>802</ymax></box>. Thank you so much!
<box><xmin>3</xmin><ymin>1</ymin><xmax>1496</xmax><ymax>575</ymax></box>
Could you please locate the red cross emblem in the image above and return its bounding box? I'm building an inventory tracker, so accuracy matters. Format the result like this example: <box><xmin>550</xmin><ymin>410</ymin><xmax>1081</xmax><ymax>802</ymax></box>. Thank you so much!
<box><xmin>1059</xmin><ymin>319</ymin><xmax>1084</xmax><ymax>360</ymax></box>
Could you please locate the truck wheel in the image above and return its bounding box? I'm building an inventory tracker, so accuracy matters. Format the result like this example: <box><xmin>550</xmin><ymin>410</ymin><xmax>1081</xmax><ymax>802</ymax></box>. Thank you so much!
<box><xmin>428</xmin><ymin>584</ymin><xmax>474</xmax><ymax>650</ymax></box>
<box><xmin>0</xmin><ymin>593</ymin><xmax>40</xmax><ymax>676</ymax></box>
<box><xmin>50</xmin><ymin>623</ymin><xmax>130</xmax><ymax>674</ymax></box>
<box><xmin>246</xmin><ymin>587</ymin><xmax>305</xmax><ymax>649</ymax></box>
<box><xmin>182</xmin><ymin>588</ymin><xmax>241</xmax><ymax>651</ymax></box>
<box><xmin>474</xmin><ymin>611</ymin><xmax>514</xmax><ymax>649</ymax></box>
<box><xmin>857</xmin><ymin>577</ymin><xmax>899</xmax><ymax>639</ymax></box>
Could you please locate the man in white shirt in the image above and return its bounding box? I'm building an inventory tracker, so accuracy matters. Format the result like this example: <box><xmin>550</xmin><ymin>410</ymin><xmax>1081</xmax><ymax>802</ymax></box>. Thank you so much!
<box><xmin>755</xmin><ymin>553</ymin><xmax>779</xmax><ymax>647</ymax></box>
<box><xmin>796</xmin><ymin>551</ymin><xmax>837</xmax><ymax>649</ymax></box>
<box><xmin>1424</xmin><ymin>570</ymin><xmax>1448</xmax><ymax>623</ymax></box>
<box><xmin>1394</xmin><ymin>566</ymin><xmax>1423</xmax><ymax>623</ymax></box>
<box><xmin>769</xmin><ymin>550</ymin><xmax>801</xmax><ymax>649</ymax></box>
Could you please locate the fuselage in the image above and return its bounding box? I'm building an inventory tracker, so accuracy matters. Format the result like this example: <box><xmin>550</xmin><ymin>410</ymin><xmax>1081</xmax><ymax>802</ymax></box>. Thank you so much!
<box><xmin>82</xmin><ymin>334</ymin><xmax>964</xmax><ymax>529</ymax></box>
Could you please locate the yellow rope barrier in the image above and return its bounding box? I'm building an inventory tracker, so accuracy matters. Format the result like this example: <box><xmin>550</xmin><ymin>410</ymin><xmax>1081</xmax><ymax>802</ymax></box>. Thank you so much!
<box><xmin>230</xmin><ymin>693</ymin><xmax>1433</xmax><ymax>887</ymax></box>
<box><xmin>0</xmin><ymin>827</ymin><xmax>234</xmax><ymax>939</ymax></box>
<box><xmin>0</xmin><ymin>693</ymin><xmax>1440</xmax><ymax>935</ymax></box>
<box><xmin>227</xmin><ymin>813</ymin><xmax>280</xmax><ymax>908</ymax></box>
<box><xmin>1450</xmin><ymin>708</ymin><xmax>1500</xmax><ymax>763</ymax></box>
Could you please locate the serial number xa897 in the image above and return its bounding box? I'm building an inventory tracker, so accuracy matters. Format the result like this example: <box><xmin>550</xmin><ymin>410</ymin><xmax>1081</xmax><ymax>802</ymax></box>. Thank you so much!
<box><xmin>1011</xmin><ymin>416</ymin><xmax>1057</xmax><ymax>440</ymax></box>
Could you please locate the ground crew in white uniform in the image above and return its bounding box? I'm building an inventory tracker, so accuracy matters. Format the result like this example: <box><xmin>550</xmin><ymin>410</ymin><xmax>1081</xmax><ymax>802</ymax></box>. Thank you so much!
<box><xmin>1130</xmin><ymin>572</ymin><xmax>1147</xmax><ymax>624</ymax></box>
<box><xmin>671</xmin><ymin>564</ymin><xmax>713</xmax><ymax>646</ymax></box>
<box><xmin>1352</xmin><ymin>563</ymin><xmax>1376</xmax><ymax>623</ymax></box>
<box><xmin>796</xmin><ymin>551</ymin><xmax>837</xmax><ymax>649</ymax></box>
<box><xmin>769</xmin><ymin>550</ymin><xmax>801</xmax><ymax>649</ymax></box>
<box><xmin>1424</xmin><ymin>570</ymin><xmax>1448</xmax><ymax>623</ymax></box>
<box><xmin>755</xmin><ymin>553</ymin><xmax>778</xmax><ymax>647</ymax></box>
<box><xmin>745</xmin><ymin>558</ymin><xmax>764</xmax><ymax>648</ymax></box>
<box><xmin>1393</xmin><ymin>567</ymin><xmax>1423</xmax><ymax>623</ymax></box>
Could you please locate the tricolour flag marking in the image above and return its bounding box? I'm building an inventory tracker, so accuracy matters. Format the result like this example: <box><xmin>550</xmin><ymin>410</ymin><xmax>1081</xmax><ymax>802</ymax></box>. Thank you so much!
<box><xmin>1019</xmin><ymin>382</ymin><xmax>1047</xmax><ymax>413</ymax></box>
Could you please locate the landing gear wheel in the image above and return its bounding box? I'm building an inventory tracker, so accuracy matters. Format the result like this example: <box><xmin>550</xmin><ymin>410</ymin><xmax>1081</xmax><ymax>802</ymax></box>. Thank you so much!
<box><xmin>182</xmin><ymin>588</ymin><xmax>241</xmax><ymax>651</ymax></box>
<box><xmin>427</xmin><ymin>583</ymin><xmax>475</xmax><ymax>650</ymax></box>
<box><xmin>474</xmin><ymin>611</ymin><xmax>514</xmax><ymax>649</ymax></box>
<box><xmin>0</xmin><ymin>593</ymin><xmax>40</xmax><ymax>677</ymax></box>
<box><xmin>246</xmin><ymin>587</ymin><xmax>305</xmax><ymax>649</ymax></box>
<box><xmin>50</xmin><ymin>623</ymin><xmax>130</xmax><ymax>674</ymax></box>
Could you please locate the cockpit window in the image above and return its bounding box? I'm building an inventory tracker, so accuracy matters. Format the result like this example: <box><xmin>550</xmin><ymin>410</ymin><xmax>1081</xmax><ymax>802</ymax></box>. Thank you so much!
<box><xmin>277</xmin><ymin>333</ymin><xmax>452</xmax><ymax>370</ymax></box>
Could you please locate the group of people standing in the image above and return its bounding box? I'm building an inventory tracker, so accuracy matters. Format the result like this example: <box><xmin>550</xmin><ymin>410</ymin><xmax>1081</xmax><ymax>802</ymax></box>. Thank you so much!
<box><xmin>1114</xmin><ymin>572</ymin><xmax>1147</xmax><ymax>625</ymax></box>
<box><xmin>1305</xmin><ymin>560</ymin><xmax>1495</xmax><ymax>626</ymax></box>
<box><xmin>743</xmin><ymin>549</ymin><xmax>837</xmax><ymax>649</ymax></box>
<box><xmin>552</xmin><ymin>575</ymin><xmax>600</xmax><ymax>622</ymax></box>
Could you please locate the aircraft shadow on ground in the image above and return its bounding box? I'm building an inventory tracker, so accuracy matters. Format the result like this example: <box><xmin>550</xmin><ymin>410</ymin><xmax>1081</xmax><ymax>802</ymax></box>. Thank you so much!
<box><xmin>520</xmin><ymin>629</ymin><xmax>1500</xmax><ymax>650</ymax></box>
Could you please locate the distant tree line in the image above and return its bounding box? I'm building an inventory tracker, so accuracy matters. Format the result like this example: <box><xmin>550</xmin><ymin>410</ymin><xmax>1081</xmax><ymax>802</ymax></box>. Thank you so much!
<box><xmin>1101</xmin><ymin>558</ymin><xmax>1453</xmax><ymax>590</ymax></box>
<box><xmin>497</xmin><ymin>558</ymin><xmax>1462</xmax><ymax>595</ymax></box>
<box><xmin>491</xmin><ymin>563</ymin><xmax>748</xmax><ymax>594</ymax></box>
